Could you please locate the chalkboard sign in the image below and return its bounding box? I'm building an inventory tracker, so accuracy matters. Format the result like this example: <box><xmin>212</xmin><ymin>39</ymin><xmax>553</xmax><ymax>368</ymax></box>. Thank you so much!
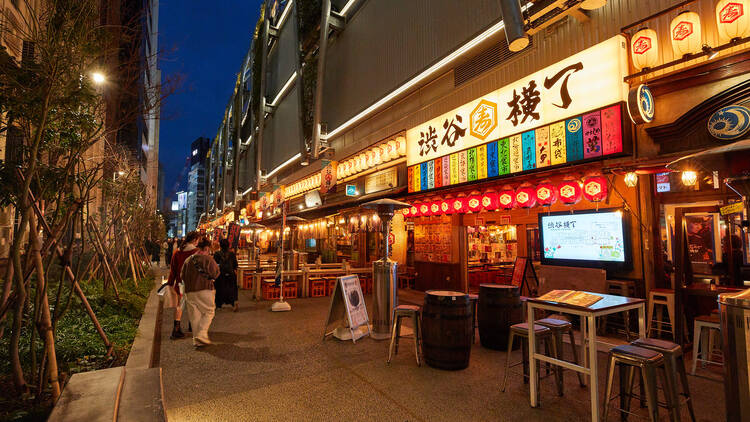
<box><xmin>511</xmin><ymin>257</ymin><xmax>539</xmax><ymax>297</ymax></box>
<box><xmin>323</xmin><ymin>275</ymin><xmax>370</xmax><ymax>343</ymax></box>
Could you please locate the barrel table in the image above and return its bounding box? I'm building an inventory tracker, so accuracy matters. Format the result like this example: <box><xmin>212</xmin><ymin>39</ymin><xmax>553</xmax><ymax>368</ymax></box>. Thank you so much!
<box><xmin>478</xmin><ymin>284</ymin><xmax>522</xmax><ymax>350</ymax></box>
<box><xmin>422</xmin><ymin>290</ymin><xmax>473</xmax><ymax>370</ymax></box>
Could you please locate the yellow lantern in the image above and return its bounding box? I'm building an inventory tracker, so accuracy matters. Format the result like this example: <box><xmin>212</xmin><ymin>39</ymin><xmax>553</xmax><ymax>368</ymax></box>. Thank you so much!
<box><xmin>380</xmin><ymin>144</ymin><xmax>392</xmax><ymax>162</ymax></box>
<box><xmin>359</xmin><ymin>153</ymin><xmax>368</xmax><ymax>170</ymax></box>
<box><xmin>670</xmin><ymin>11</ymin><xmax>702</xmax><ymax>57</ymax></box>
<box><xmin>716</xmin><ymin>0</ymin><xmax>750</xmax><ymax>43</ymax></box>
<box><xmin>396</xmin><ymin>136</ymin><xmax>407</xmax><ymax>156</ymax></box>
<box><xmin>372</xmin><ymin>146</ymin><xmax>382</xmax><ymax>165</ymax></box>
<box><xmin>681</xmin><ymin>170</ymin><xmax>697</xmax><ymax>186</ymax></box>
<box><xmin>353</xmin><ymin>156</ymin><xmax>362</xmax><ymax>173</ymax></box>
<box><xmin>624</xmin><ymin>172</ymin><xmax>638</xmax><ymax>187</ymax></box>
<box><xmin>387</xmin><ymin>140</ymin><xmax>399</xmax><ymax>160</ymax></box>
<box><xmin>365</xmin><ymin>150</ymin><xmax>374</xmax><ymax>168</ymax></box>
<box><xmin>631</xmin><ymin>28</ymin><xmax>659</xmax><ymax>70</ymax></box>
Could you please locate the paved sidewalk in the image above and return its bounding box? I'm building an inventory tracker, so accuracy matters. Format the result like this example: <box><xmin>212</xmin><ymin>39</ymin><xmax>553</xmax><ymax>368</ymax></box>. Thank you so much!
<box><xmin>160</xmin><ymin>291</ymin><xmax>725</xmax><ymax>421</ymax></box>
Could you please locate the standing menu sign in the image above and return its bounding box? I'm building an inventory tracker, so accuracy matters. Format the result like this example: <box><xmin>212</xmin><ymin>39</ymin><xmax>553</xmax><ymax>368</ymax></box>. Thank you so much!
<box><xmin>511</xmin><ymin>257</ymin><xmax>539</xmax><ymax>297</ymax></box>
<box><xmin>323</xmin><ymin>275</ymin><xmax>370</xmax><ymax>343</ymax></box>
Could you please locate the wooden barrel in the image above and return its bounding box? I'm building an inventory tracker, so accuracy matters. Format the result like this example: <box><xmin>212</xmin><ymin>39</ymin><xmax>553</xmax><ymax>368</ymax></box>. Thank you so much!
<box><xmin>478</xmin><ymin>284</ymin><xmax>522</xmax><ymax>350</ymax></box>
<box><xmin>422</xmin><ymin>290</ymin><xmax>473</xmax><ymax>370</ymax></box>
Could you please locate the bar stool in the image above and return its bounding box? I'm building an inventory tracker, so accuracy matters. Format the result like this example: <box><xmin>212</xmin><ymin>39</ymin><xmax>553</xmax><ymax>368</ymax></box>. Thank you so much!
<box><xmin>536</xmin><ymin>318</ymin><xmax>586</xmax><ymax>388</ymax></box>
<box><xmin>691</xmin><ymin>314</ymin><xmax>722</xmax><ymax>375</ymax></box>
<box><xmin>632</xmin><ymin>337</ymin><xmax>697</xmax><ymax>422</ymax></box>
<box><xmin>602</xmin><ymin>345</ymin><xmax>676</xmax><ymax>422</ymax></box>
<box><xmin>501</xmin><ymin>323</ymin><xmax>561</xmax><ymax>398</ymax></box>
<box><xmin>648</xmin><ymin>289</ymin><xmax>677</xmax><ymax>340</ymax></box>
<box><xmin>602</xmin><ymin>280</ymin><xmax>636</xmax><ymax>340</ymax></box>
<box><xmin>387</xmin><ymin>304</ymin><xmax>422</xmax><ymax>366</ymax></box>
<box><xmin>469</xmin><ymin>294</ymin><xmax>478</xmax><ymax>344</ymax></box>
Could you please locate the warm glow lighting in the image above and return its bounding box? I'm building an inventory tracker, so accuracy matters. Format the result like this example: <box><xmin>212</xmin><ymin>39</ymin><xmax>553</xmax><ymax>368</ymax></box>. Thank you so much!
<box><xmin>270</xmin><ymin>72</ymin><xmax>298</xmax><ymax>106</ymax></box>
<box><xmin>670</xmin><ymin>11</ymin><xmax>702</xmax><ymax>57</ymax></box>
<box><xmin>716</xmin><ymin>0</ymin><xmax>750</xmax><ymax>43</ymax></box>
<box><xmin>624</xmin><ymin>172</ymin><xmax>638</xmax><ymax>187</ymax></box>
<box><xmin>681</xmin><ymin>170</ymin><xmax>698</xmax><ymax>186</ymax></box>
<box><xmin>264</xmin><ymin>153</ymin><xmax>302</xmax><ymax>179</ymax></box>
<box><xmin>631</xmin><ymin>28</ymin><xmax>659</xmax><ymax>70</ymax></box>
<box><xmin>91</xmin><ymin>72</ymin><xmax>106</xmax><ymax>84</ymax></box>
<box><xmin>275</xmin><ymin>0</ymin><xmax>294</xmax><ymax>30</ymax></box>
<box><xmin>580</xmin><ymin>0</ymin><xmax>607</xmax><ymax>10</ymax></box>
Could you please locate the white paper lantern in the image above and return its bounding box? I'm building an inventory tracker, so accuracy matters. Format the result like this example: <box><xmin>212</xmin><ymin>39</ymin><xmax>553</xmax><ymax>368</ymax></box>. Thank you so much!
<box><xmin>366</xmin><ymin>150</ymin><xmax>374</xmax><ymax>168</ymax></box>
<box><xmin>372</xmin><ymin>146</ymin><xmax>382</xmax><ymax>165</ymax></box>
<box><xmin>631</xmin><ymin>28</ymin><xmax>659</xmax><ymax>70</ymax></box>
<box><xmin>396</xmin><ymin>136</ymin><xmax>407</xmax><ymax>156</ymax></box>
<box><xmin>380</xmin><ymin>144</ymin><xmax>392</xmax><ymax>162</ymax></box>
<box><xmin>670</xmin><ymin>11</ymin><xmax>702</xmax><ymax>57</ymax></box>
<box><xmin>387</xmin><ymin>140</ymin><xmax>399</xmax><ymax>160</ymax></box>
<box><xmin>716</xmin><ymin>0</ymin><xmax>750</xmax><ymax>43</ymax></box>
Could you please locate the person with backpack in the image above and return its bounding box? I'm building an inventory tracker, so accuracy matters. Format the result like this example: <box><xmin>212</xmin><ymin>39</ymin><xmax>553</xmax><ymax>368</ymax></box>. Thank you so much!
<box><xmin>213</xmin><ymin>238</ymin><xmax>239</xmax><ymax>312</ymax></box>
<box><xmin>181</xmin><ymin>238</ymin><xmax>220</xmax><ymax>347</ymax></box>
<box><xmin>166</xmin><ymin>231</ymin><xmax>200</xmax><ymax>339</ymax></box>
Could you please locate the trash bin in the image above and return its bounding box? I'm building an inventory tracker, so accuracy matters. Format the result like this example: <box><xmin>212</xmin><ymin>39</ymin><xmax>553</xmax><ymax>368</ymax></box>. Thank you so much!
<box><xmin>719</xmin><ymin>288</ymin><xmax>750</xmax><ymax>422</ymax></box>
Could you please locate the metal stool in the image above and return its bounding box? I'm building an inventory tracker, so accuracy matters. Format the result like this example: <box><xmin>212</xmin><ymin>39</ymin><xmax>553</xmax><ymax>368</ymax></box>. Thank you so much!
<box><xmin>501</xmin><ymin>323</ymin><xmax>561</xmax><ymax>398</ymax></box>
<box><xmin>537</xmin><ymin>318</ymin><xmax>586</xmax><ymax>388</ymax></box>
<box><xmin>469</xmin><ymin>294</ymin><xmax>478</xmax><ymax>344</ymax></box>
<box><xmin>691</xmin><ymin>314</ymin><xmax>722</xmax><ymax>375</ymax></box>
<box><xmin>632</xmin><ymin>338</ymin><xmax>696</xmax><ymax>422</ymax></box>
<box><xmin>602</xmin><ymin>280</ymin><xmax>636</xmax><ymax>340</ymax></box>
<box><xmin>387</xmin><ymin>304</ymin><xmax>422</xmax><ymax>366</ymax></box>
<box><xmin>602</xmin><ymin>345</ymin><xmax>677</xmax><ymax>422</ymax></box>
<box><xmin>648</xmin><ymin>289</ymin><xmax>676</xmax><ymax>340</ymax></box>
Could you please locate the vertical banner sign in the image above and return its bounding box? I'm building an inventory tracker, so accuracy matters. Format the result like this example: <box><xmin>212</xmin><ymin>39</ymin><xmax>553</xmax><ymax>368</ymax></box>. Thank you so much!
<box><xmin>535</xmin><ymin>126</ymin><xmax>550</xmax><ymax>168</ymax></box>
<box><xmin>477</xmin><ymin>144</ymin><xmax>488</xmax><ymax>179</ymax></box>
<box><xmin>227</xmin><ymin>222</ymin><xmax>241</xmax><ymax>250</ymax></box>
<box><xmin>420</xmin><ymin>162</ymin><xmax>429</xmax><ymax>191</ymax></box>
<box><xmin>450</xmin><ymin>153</ymin><xmax>459</xmax><ymax>184</ymax></box>
<box><xmin>565</xmin><ymin>117</ymin><xmax>584</xmax><ymax>161</ymax></box>
<box><xmin>550</xmin><ymin>121</ymin><xmax>566</xmax><ymax>165</ymax></box>
<box><xmin>583</xmin><ymin>110</ymin><xmax>603</xmax><ymax>158</ymax></box>
<box><xmin>319</xmin><ymin>160</ymin><xmax>338</xmax><ymax>195</ymax></box>
<box><xmin>498</xmin><ymin>138</ymin><xmax>510</xmax><ymax>175</ymax></box>
<box><xmin>458</xmin><ymin>150</ymin><xmax>468</xmax><ymax>183</ymax></box>
<box><xmin>414</xmin><ymin>164</ymin><xmax>421</xmax><ymax>192</ymax></box>
<box><xmin>487</xmin><ymin>141</ymin><xmax>499</xmax><ymax>178</ymax></box>
<box><xmin>426</xmin><ymin>160</ymin><xmax>435</xmax><ymax>190</ymax></box>
<box><xmin>601</xmin><ymin>105</ymin><xmax>623</xmax><ymax>155</ymax></box>
<box><xmin>521</xmin><ymin>131</ymin><xmax>536</xmax><ymax>171</ymax></box>
<box><xmin>434</xmin><ymin>158</ymin><xmax>443</xmax><ymax>188</ymax></box>
<box><xmin>510</xmin><ymin>135</ymin><xmax>523</xmax><ymax>173</ymax></box>
<box><xmin>407</xmin><ymin>166</ymin><xmax>414</xmax><ymax>193</ymax></box>
<box><xmin>442</xmin><ymin>156</ymin><xmax>450</xmax><ymax>186</ymax></box>
<box><xmin>467</xmin><ymin>148</ymin><xmax>477</xmax><ymax>181</ymax></box>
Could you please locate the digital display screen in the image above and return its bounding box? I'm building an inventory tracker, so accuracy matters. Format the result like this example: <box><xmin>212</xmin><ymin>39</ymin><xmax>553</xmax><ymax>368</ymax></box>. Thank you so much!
<box><xmin>539</xmin><ymin>209</ymin><xmax>629</xmax><ymax>268</ymax></box>
<box><xmin>305</xmin><ymin>238</ymin><xmax>317</xmax><ymax>249</ymax></box>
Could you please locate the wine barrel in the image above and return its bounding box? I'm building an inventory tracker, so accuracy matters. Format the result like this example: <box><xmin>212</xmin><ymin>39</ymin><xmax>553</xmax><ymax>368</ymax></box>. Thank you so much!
<box><xmin>478</xmin><ymin>284</ymin><xmax>522</xmax><ymax>350</ymax></box>
<box><xmin>422</xmin><ymin>290</ymin><xmax>472</xmax><ymax>370</ymax></box>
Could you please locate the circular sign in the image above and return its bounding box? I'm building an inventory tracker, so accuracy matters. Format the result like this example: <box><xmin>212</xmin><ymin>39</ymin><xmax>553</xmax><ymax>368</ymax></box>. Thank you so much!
<box><xmin>708</xmin><ymin>105</ymin><xmax>750</xmax><ymax>141</ymax></box>
<box><xmin>566</xmin><ymin>118</ymin><xmax>581</xmax><ymax>133</ymax></box>
<box><xmin>627</xmin><ymin>84</ymin><xmax>655</xmax><ymax>124</ymax></box>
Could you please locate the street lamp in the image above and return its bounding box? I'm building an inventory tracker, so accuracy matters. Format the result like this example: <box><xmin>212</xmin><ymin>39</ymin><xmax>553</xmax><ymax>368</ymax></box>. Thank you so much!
<box><xmin>91</xmin><ymin>72</ymin><xmax>106</xmax><ymax>85</ymax></box>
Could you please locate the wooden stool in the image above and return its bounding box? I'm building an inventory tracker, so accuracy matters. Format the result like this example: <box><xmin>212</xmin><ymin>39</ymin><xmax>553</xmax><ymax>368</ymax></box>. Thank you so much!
<box><xmin>283</xmin><ymin>281</ymin><xmax>297</xmax><ymax>299</ymax></box>
<box><xmin>536</xmin><ymin>318</ymin><xmax>586</xmax><ymax>388</ymax></box>
<box><xmin>310</xmin><ymin>278</ymin><xmax>326</xmax><ymax>297</ymax></box>
<box><xmin>387</xmin><ymin>304</ymin><xmax>422</xmax><ymax>366</ymax></box>
<box><xmin>602</xmin><ymin>280</ymin><xmax>636</xmax><ymax>340</ymax></box>
<box><xmin>501</xmin><ymin>323</ymin><xmax>560</xmax><ymax>399</ymax></box>
<box><xmin>468</xmin><ymin>294</ymin><xmax>478</xmax><ymax>344</ymax></box>
<box><xmin>602</xmin><ymin>345</ymin><xmax>677</xmax><ymax>422</ymax></box>
<box><xmin>632</xmin><ymin>338</ymin><xmax>697</xmax><ymax>422</ymax></box>
<box><xmin>648</xmin><ymin>289</ymin><xmax>676</xmax><ymax>340</ymax></box>
<box><xmin>691</xmin><ymin>314</ymin><xmax>722</xmax><ymax>375</ymax></box>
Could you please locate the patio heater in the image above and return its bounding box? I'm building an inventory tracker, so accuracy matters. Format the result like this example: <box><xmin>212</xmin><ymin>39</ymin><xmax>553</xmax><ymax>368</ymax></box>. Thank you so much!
<box><xmin>246</xmin><ymin>222</ymin><xmax>266</xmax><ymax>272</ymax></box>
<box><xmin>361</xmin><ymin>198</ymin><xmax>411</xmax><ymax>340</ymax></box>
<box><xmin>271</xmin><ymin>214</ymin><xmax>307</xmax><ymax>312</ymax></box>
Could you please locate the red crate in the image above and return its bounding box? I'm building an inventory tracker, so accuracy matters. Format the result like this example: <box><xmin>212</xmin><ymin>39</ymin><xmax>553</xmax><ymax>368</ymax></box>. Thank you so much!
<box><xmin>310</xmin><ymin>279</ymin><xmax>326</xmax><ymax>297</ymax></box>
<box><xmin>283</xmin><ymin>281</ymin><xmax>297</xmax><ymax>299</ymax></box>
<box><xmin>242</xmin><ymin>271</ymin><xmax>254</xmax><ymax>290</ymax></box>
<box><xmin>360</xmin><ymin>276</ymin><xmax>372</xmax><ymax>294</ymax></box>
<box><xmin>262</xmin><ymin>283</ymin><xmax>281</xmax><ymax>300</ymax></box>
<box><xmin>326</xmin><ymin>278</ymin><xmax>337</xmax><ymax>296</ymax></box>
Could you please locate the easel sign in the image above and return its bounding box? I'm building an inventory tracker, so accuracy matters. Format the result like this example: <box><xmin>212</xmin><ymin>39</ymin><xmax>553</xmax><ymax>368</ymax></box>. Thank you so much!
<box><xmin>511</xmin><ymin>257</ymin><xmax>539</xmax><ymax>297</ymax></box>
<box><xmin>323</xmin><ymin>275</ymin><xmax>371</xmax><ymax>343</ymax></box>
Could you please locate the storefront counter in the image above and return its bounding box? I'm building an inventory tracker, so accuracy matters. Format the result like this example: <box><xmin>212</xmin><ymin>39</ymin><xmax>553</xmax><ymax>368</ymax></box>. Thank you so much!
<box><xmin>414</xmin><ymin>261</ymin><xmax>462</xmax><ymax>292</ymax></box>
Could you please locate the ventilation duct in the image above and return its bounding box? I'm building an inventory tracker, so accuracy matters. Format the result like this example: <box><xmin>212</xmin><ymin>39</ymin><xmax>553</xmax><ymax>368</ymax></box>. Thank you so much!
<box><xmin>499</xmin><ymin>0</ymin><xmax>529</xmax><ymax>52</ymax></box>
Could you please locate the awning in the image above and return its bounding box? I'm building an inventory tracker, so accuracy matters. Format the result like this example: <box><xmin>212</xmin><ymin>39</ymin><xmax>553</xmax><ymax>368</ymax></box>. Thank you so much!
<box><xmin>666</xmin><ymin>138</ymin><xmax>750</xmax><ymax>173</ymax></box>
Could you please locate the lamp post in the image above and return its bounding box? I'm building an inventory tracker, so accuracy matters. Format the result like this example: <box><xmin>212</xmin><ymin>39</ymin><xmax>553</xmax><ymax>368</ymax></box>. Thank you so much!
<box><xmin>361</xmin><ymin>198</ymin><xmax>411</xmax><ymax>340</ymax></box>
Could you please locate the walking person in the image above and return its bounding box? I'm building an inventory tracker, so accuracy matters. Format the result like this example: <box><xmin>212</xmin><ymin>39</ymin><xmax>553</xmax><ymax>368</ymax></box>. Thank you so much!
<box><xmin>181</xmin><ymin>238</ymin><xmax>220</xmax><ymax>347</ymax></box>
<box><xmin>214</xmin><ymin>238</ymin><xmax>239</xmax><ymax>312</ymax></box>
<box><xmin>165</xmin><ymin>238</ymin><xmax>174</xmax><ymax>268</ymax></box>
<box><xmin>166</xmin><ymin>231</ymin><xmax>201</xmax><ymax>339</ymax></box>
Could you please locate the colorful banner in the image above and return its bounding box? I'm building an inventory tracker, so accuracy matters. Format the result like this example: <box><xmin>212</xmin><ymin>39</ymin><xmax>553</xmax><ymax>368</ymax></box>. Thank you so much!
<box><xmin>450</xmin><ymin>153</ymin><xmax>459</xmax><ymax>185</ymax></box>
<box><xmin>442</xmin><ymin>156</ymin><xmax>450</xmax><ymax>186</ymax></box>
<box><xmin>458</xmin><ymin>150</ymin><xmax>468</xmax><ymax>183</ymax></box>
<box><xmin>498</xmin><ymin>138</ymin><xmax>510</xmax><ymax>176</ymax></box>
<box><xmin>477</xmin><ymin>144</ymin><xmax>487</xmax><ymax>180</ymax></box>
<box><xmin>601</xmin><ymin>105</ymin><xmax>623</xmax><ymax>155</ymax></box>
<box><xmin>565</xmin><ymin>117</ymin><xmax>583</xmax><ymax>162</ymax></box>
<box><xmin>467</xmin><ymin>148</ymin><xmax>477</xmax><ymax>181</ymax></box>
<box><xmin>509</xmin><ymin>135</ymin><xmax>522</xmax><ymax>173</ymax></box>
<box><xmin>583</xmin><ymin>110</ymin><xmax>603</xmax><ymax>159</ymax></box>
<box><xmin>535</xmin><ymin>126</ymin><xmax>550</xmax><ymax>168</ymax></box>
<box><xmin>319</xmin><ymin>160</ymin><xmax>338</xmax><ymax>195</ymax></box>
<box><xmin>426</xmin><ymin>160</ymin><xmax>435</xmax><ymax>190</ymax></box>
<box><xmin>414</xmin><ymin>164</ymin><xmax>421</xmax><ymax>192</ymax></box>
<box><xmin>434</xmin><ymin>158</ymin><xmax>443</xmax><ymax>188</ymax></box>
<box><xmin>521</xmin><ymin>131</ymin><xmax>536</xmax><ymax>171</ymax></box>
<box><xmin>550</xmin><ymin>121</ymin><xmax>566</xmax><ymax>166</ymax></box>
<box><xmin>487</xmin><ymin>141</ymin><xmax>499</xmax><ymax>178</ymax></box>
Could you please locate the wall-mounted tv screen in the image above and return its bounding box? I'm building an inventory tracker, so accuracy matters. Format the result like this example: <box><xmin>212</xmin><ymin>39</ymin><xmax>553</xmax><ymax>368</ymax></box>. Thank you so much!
<box><xmin>305</xmin><ymin>238</ymin><xmax>317</xmax><ymax>249</ymax></box>
<box><xmin>539</xmin><ymin>208</ymin><xmax>631</xmax><ymax>270</ymax></box>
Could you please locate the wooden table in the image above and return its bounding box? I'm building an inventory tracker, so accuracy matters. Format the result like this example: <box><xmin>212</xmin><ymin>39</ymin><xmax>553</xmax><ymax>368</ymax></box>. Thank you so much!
<box><xmin>526</xmin><ymin>293</ymin><xmax>646</xmax><ymax>422</ymax></box>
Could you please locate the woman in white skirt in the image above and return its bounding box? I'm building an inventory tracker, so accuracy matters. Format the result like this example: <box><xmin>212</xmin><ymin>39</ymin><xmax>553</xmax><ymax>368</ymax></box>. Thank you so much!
<box><xmin>180</xmin><ymin>238</ymin><xmax>220</xmax><ymax>347</ymax></box>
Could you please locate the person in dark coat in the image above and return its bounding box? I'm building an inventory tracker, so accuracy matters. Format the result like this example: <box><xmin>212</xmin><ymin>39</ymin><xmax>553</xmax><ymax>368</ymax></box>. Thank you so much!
<box><xmin>165</xmin><ymin>238</ymin><xmax>175</xmax><ymax>268</ymax></box>
<box><xmin>213</xmin><ymin>238</ymin><xmax>239</xmax><ymax>311</ymax></box>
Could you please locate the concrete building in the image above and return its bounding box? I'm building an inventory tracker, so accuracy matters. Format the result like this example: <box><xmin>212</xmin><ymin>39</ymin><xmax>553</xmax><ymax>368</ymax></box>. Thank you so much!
<box><xmin>187</xmin><ymin>137</ymin><xmax>210</xmax><ymax>232</ymax></box>
<box><xmin>141</xmin><ymin>0</ymin><xmax>161</xmax><ymax>210</ymax></box>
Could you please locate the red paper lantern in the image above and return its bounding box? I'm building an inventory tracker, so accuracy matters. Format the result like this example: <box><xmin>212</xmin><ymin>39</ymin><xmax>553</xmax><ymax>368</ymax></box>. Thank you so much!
<box><xmin>419</xmin><ymin>203</ymin><xmax>431</xmax><ymax>217</ymax></box>
<box><xmin>440</xmin><ymin>200</ymin><xmax>451</xmax><ymax>215</ymax></box>
<box><xmin>410</xmin><ymin>205</ymin><xmax>420</xmax><ymax>217</ymax></box>
<box><xmin>536</xmin><ymin>180</ymin><xmax>558</xmax><ymax>207</ymax></box>
<box><xmin>582</xmin><ymin>174</ymin><xmax>608</xmax><ymax>203</ymax></box>
<box><xmin>498</xmin><ymin>185</ymin><xmax>516</xmax><ymax>210</ymax></box>
<box><xmin>467</xmin><ymin>192</ymin><xmax>482</xmax><ymax>213</ymax></box>
<box><xmin>516</xmin><ymin>182</ymin><xmax>537</xmax><ymax>208</ymax></box>
<box><xmin>481</xmin><ymin>192</ymin><xmax>499</xmax><ymax>211</ymax></box>
<box><xmin>430</xmin><ymin>201</ymin><xmax>442</xmax><ymax>216</ymax></box>
<box><xmin>558</xmin><ymin>177</ymin><xmax>583</xmax><ymax>205</ymax></box>
<box><xmin>452</xmin><ymin>195</ymin><xmax>468</xmax><ymax>214</ymax></box>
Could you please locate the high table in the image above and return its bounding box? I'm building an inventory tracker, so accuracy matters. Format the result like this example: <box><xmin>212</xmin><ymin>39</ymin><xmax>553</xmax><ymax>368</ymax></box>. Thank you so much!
<box><xmin>526</xmin><ymin>293</ymin><xmax>646</xmax><ymax>422</ymax></box>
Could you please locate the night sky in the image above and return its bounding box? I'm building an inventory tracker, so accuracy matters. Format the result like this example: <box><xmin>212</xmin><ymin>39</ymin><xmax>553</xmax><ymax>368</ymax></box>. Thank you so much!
<box><xmin>158</xmin><ymin>0</ymin><xmax>262</xmax><ymax>203</ymax></box>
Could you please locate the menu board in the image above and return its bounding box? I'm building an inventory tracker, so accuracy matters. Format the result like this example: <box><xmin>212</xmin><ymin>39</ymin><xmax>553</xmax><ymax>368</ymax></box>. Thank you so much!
<box><xmin>414</xmin><ymin>219</ymin><xmax>452</xmax><ymax>263</ymax></box>
<box><xmin>540</xmin><ymin>210</ymin><xmax>627</xmax><ymax>265</ymax></box>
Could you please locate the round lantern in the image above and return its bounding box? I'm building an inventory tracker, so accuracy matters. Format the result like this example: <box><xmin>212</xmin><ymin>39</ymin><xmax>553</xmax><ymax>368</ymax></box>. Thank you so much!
<box><xmin>670</xmin><ymin>11</ymin><xmax>702</xmax><ymax>57</ymax></box>
<box><xmin>401</xmin><ymin>207</ymin><xmax>411</xmax><ymax>218</ymax></box>
<box><xmin>440</xmin><ymin>199</ymin><xmax>451</xmax><ymax>215</ymax></box>
<box><xmin>372</xmin><ymin>146</ymin><xmax>383</xmax><ymax>165</ymax></box>
<box><xmin>360</xmin><ymin>153</ymin><xmax>369</xmax><ymax>171</ymax></box>
<box><xmin>418</xmin><ymin>203</ymin><xmax>431</xmax><ymax>217</ymax></box>
<box><xmin>535</xmin><ymin>180</ymin><xmax>558</xmax><ymax>207</ymax></box>
<box><xmin>582</xmin><ymin>174</ymin><xmax>609</xmax><ymax>203</ymax></box>
<box><xmin>387</xmin><ymin>140</ymin><xmax>399</xmax><ymax>160</ymax></box>
<box><xmin>467</xmin><ymin>192</ymin><xmax>483</xmax><ymax>213</ymax></box>
<box><xmin>481</xmin><ymin>191</ymin><xmax>499</xmax><ymax>211</ymax></box>
<box><xmin>558</xmin><ymin>177</ymin><xmax>583</xmax><ymax>205</ymax></box>
<box><xmin>381</xmin><ymin>144</ymin><xmax>393</xmax><ymax>162</ymax></box>
<box><xmin>366</xmin><ymin>150</ymin><xmax>375</xmax><ymax>168</ymax></box>
<box><xmin>452</xmin><ymin>195</ymin><xmax>468</xmax><ymax>214</ymax></box>
<box><xmin>515</xmin><ymin>183</ymin><xmax>537</xmax><ymax>208</ymax></box>
<box><xmin>409</xmin><ymin>205</ymin><xmax>419</xmax><ymax>217</ymax></box>
<box><xmin>430</xmin><ymin>201</ymin><xmax>442</xmax><ymax>216</ymax></box>
<box><xmin>396</xmin><ymin>136</ymin><xmax>407</xmax><ymax>156</ymax></box>
<box><xmin>498</xmin><ymin>185</ymin><xmax>516</xmax><ymax>210</ymax></box>
<box><xmin>716</xmin><ymin>0</ymin><xmax>750</xmax><ymax>43</ymax></box>
<box><xmin>631</xmin><ymin>28</ymin><xmax>659</xmax><ymax>70</ymax></box>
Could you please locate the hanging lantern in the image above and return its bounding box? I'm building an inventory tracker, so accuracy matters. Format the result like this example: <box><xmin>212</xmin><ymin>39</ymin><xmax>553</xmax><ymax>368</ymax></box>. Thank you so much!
<box><xmin>467</xmin><ymin>192</ymin><xmax>483</xmax><ymax>213</ymax></box>
<box><xmin>481</xmin><ymin>191</ymin><xmax>499</xmax><ymax>211</ymax></box>
<box><xmin>535</xmin><ymin>180</ymin><xmax>558</xmax><ymax>207</ymax></box>
<box><xmin>387</xmin><ymin>140</ymin><xmax>399</xmax><ymax>160</ymax></box>
<box><xmin>716</xmin><ymin>0</ymin><xmax>750</xmax><ymax>43</ymax></box>
<box><xmin>624</xmin><ymin>172</ymin><xmax>638</xmax><ymax>187</ymax></box>
<box><xmin>372</xmin><ymin>146</ymin><xmax>383</xmax><ymax>165</ymax></box>
<box><xmin>631</xmin><ymin>28</ymin><xmax>659</xmax><ymax>70</ymax></box>
<box><xmin>419</xmin><ymin>203</ymin><xmax>431</xmax><ymax>217</ymax></box>
<box><xmin>396</xmin><ymin>136</ymin><xmax>407</xmax><ymax>156</ymax></box>
<box><xmin>366</xmin><ymin>150</ymin><xmax>375</xmax><ymax>168</ymax></box>
<box><xmin>558</xmin><ymin>177</ymin><xmax>583</xmax><ymax>205</ymax></box>
<box><xmin>452</xmin><ymin>194</ymin><xmax>468</xmax><ymax>214</ymax></box>
<box><xmin>430</xmin><ymin>201</ymin><xmax>442</xmax><ymax>216</ymax></box>
<box><xmin>516</xmin><ymin>182</ymin><xmax>537</xmax><ymax>208</ymax></box>
<box><xmin>380</xmin><ymin>144</ymin><xmax>392</xmax><ymax>162</ymax></box>
<box><xmin>440</xmin><ymin>199</ymin><xmax>451</xmax><ymax>215</ymax></box>
<box><xmin>409</xmin><ymin>205</ymin><xmax>419</xmax><ymax>217</ymax></box>
<box><xmin>401</xmin><ymin>207</ymin><xmax>411</xmax><ymax>218</ymax></box>
<box><xmin>498</xmin><ymin>185</ymin><xmax>516</xmax><ymax>210</ymax></box>
<box><xmin>681</xmin><ymin>170</ymin><xmax>698</xmax><ymax>186</ymax></box>
<box><xmin>670</xmin><ymin>11</ymin><xmax>702</xmax><ymax>57</ymax></box>
<box><xmin>582</xmin><ymin>174</ymin><xmax>609</xmax><ymax>203</ymax></box>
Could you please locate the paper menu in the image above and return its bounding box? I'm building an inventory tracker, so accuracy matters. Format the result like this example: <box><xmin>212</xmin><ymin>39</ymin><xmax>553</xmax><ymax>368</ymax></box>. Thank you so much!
<box><xmin>537</xmin><ymin>290</ymin><xmax>603</xmax><ymax>307</ymax></box>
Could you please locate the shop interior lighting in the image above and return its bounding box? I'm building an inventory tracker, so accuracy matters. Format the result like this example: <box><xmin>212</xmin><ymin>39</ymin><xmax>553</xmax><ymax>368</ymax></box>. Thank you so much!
<box><xmin>321</xmin><ymin>2</ymin><xmax>533</xmax><ymax>140</ymax></box>
<box><xmin>681</xmin><ymin>170</ymin><xmax>698</xmax><ymax>186</ymax></box>
<box><xmin>270</xmin><ymin>72</ymin><xmax>297</xmax><ymax>107</ymax></box>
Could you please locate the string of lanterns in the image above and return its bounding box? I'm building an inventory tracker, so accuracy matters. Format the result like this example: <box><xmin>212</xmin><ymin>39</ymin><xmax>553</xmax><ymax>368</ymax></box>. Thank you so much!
<box><xmin>336</xmin><ymin>136</ymin><xmax>407</xmax><ymax>180</ymax></box>
<box><xmin>401</xmin><ymin>174</ymin><xmax>609</xmax><ymax>218</ymax></box>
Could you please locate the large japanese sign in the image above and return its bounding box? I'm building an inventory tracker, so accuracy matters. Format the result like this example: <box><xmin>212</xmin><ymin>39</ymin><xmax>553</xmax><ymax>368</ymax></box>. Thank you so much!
<box><xmin>406</xmin><ymin>36</ymin><xmax>629</xmax><ymax>193</ymax></box>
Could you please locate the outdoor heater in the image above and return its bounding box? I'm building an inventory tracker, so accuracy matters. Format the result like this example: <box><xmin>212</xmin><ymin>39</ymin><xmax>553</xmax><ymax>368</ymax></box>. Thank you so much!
<box><xmin>361</xmin><ymin>198</ymin><xmax>411</xmax><ymax>340</ymax></box>
<box><xmin>246</xmin><ymin>222</ymin><xmax>266</xmax><ymax>271</ymax></box>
